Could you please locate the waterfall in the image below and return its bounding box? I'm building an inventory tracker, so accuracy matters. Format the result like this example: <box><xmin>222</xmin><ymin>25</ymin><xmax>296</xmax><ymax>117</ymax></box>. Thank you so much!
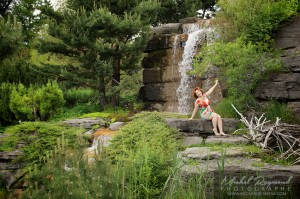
<box><xmin>176</xmin><ymin>23</ymin><xmax>214</xmax><ymax>115</ymax></box>
<box><xmin>171</xmin><ymin>35</ymin><xmax>179</xmax><ymax>77</ymax></box>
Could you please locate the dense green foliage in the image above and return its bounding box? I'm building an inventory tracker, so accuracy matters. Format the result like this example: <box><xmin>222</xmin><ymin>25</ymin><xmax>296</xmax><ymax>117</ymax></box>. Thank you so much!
<box><xmin>0</xmin><ymin>16</ymin><xmax>35</xmax><ymax>86</ymax></box>
<box><xmin>1</xmin><ymin>0</ymin><xmax>300</xmax><ymax>197</ymax></box>
<box><xmin>12</xmin><ymin>0</ymin><xmax>50</xmax><ymax>43</ymax></box>
<box><xmin>193</xmin><ymin>38</ymin><xmax>282</xmax><ymax>102</ymax></box>
<box><xmin>0</xmin><ymin>121</ymin><xmax>86</xmax><ymax>165</ymax></box>
<box><xmin>63</xmin><ymin>88</ymin><xmax>98</xmax><ymax>107</ymax></box>
<box><xmin>216</xmin><ymin>0</ymin><xmax>298</xmax><ymax>43</ymax></box>
<box><xmin>9</xmin><ymin>81</ymin><xmax>65</xmax><ymax>121</ymax></box>
<box><xmin>39</xmin><ymin>81</ymin><xmax>65</xmax><ymax>120</ymax></box>
<box><xmin>107</xmin><ymin>112</ymin><xmax>179</xmax><ymax>156</ymax></box>
<box><xmin>263</xmin><ymin>100</ymin><xmax>298</xmax><ymax>124</ymax></box>
<box><xmin>0</xmin><ymin>16</ymin><xmax>22</xmax><ymax>61</ymax></box>
<box><xmin>23</xmin><ymin>112</ymin><xmax>179</xmax><ymax>198</ymax></box>
<box><xmin>38</xmin><ymin>0</ymin><xmax>160</xmax><ymax>108</ymax></box>
<box><xmin>0</xmin><ymin>83</ymin><xmax>16</xmax><ymax>125</ymax></box>
<box><xmin>157</xmin><ymin>0</ymin><xmax>216</xmax><ymax>23</ymax></box>
<box><xmin>193</xmin><ymin>0</ymin><xmax>298</xmax><ymax>112</ymax></box>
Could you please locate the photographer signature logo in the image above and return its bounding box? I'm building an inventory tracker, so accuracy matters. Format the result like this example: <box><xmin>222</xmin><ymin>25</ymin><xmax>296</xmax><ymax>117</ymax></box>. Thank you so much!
<box><xmin>220</xmin><ymin>175</ymin><xmax>293</xmax><ymax>196</ymax></box>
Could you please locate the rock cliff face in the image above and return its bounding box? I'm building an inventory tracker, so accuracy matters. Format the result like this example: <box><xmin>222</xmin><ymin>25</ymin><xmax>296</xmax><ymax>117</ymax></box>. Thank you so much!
<box><xmin>140</xmin><ymin>18</ymin><xmax>223</xmax><ymax>114</ymax></box>
<box><xmin>255</xmin><ymin>14</ymin><xmax>300</xmax><ymax>118</ymax></box>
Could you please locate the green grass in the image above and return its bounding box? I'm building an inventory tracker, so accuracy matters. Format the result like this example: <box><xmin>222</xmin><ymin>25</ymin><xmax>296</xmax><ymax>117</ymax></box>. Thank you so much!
<box><xmin>49</xmin><ymin>103</ymin><xmax>99</xmax><ymax>121</ymax></box>
<box><xmin>263</xmin><ymin>100</ymin><xmax>299</xmax><ymax>124</ymax></box>
<box><xmin>213</xmin><ymin>98</ymin><xmax>240</xmax><ymax>118</ymax></box>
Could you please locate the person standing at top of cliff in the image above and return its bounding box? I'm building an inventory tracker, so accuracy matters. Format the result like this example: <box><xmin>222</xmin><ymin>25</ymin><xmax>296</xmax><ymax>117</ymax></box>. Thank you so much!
<box><xmin>189</xmin><ymin>80</ymin><xmax>226</xmax><ymax>136</ymax></box>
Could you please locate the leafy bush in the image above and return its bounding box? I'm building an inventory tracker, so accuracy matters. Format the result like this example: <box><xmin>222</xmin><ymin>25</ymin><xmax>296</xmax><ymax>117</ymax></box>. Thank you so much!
<box><xmin>106</xmin><ymin>112</ymin><xmax>179</xmax><ymax>198</ymax></box>
<box><xmin>9</xmin><ymin>84</ymin><xmax>36</xmax><ymax>121</ymax></box>
<box><xmin>216</xmin><ymin>0</ymin><xmax>298</xmax><ymax>44</ymax></box>
<box><xmin>39</xmin><ymin>81</ymin><xmax>65</xmax><ymax>120</ymax></box>
<box><xmin>263</xmin><ymin>100</ymin><xmax>298</xmax><ymax>124</ymax></box>
<box><xmin>0</xmin><ymin>121</ymin><xmax>86</xmax><ymax>165</ymax></box>
<box><xmin>192</xmin><ymin>38</ymin><xmax>282</xmax><ymax>106</ymax></box>
<box><xmin>9</xmin><ymin>81</ymin><xmax>65</xmax><ymax>121</ymax></box>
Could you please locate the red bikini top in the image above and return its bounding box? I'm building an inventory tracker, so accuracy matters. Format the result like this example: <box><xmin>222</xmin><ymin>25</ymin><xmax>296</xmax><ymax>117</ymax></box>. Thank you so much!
<box><xmin>196</xmin><ymin>95</ymin><xmax>210</xmax><ymax>108</ymax></box>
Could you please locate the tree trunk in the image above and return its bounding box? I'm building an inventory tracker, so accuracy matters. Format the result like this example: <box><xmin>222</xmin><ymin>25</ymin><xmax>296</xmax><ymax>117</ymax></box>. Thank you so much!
<box><xmin>98</xmin><ymin>76</ymin><xmax>107</xmax><ymax>110</ymax></box>
<box><xmin>111</xmin><ymin>50</ymin><xmax>121</xmax><ymax>107</ymax></box>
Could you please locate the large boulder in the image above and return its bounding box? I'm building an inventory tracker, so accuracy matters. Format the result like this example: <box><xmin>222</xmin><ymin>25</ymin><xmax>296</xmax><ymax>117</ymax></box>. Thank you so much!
<box><xmin>0</xmin><ymin>150</ymin><xmax>25</xmax><ymax>189</ymax></box>
<box><xmin>165</xmin><ymin>118</ymin><xmax>239</xmax><ymax>136</ymax></box>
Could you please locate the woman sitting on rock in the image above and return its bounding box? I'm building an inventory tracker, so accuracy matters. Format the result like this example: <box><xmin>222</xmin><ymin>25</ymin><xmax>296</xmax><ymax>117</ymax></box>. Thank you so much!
<box><xmin>189</xmin><ymin>79</ymin><xmax>226</xmax><ymax>136</ymax></box>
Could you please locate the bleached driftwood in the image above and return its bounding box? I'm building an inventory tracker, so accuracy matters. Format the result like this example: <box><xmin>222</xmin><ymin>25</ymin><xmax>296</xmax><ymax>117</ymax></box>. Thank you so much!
<box><xmin>231</xmin><ymin>104</ymin><xmax>300</xmax><ymax>165</ymax></box>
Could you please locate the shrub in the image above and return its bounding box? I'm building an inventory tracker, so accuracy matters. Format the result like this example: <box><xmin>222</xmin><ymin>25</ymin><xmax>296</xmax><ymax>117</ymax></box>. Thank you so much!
<box><xmin>39</xmin><ymin>81</ymin><xmax>65</xmax><ymax>120</ymax></box>
<box><xmin>9</xmin><ymin>84</ymin><xmax>34</xmax><ymax>121</ymax></box>
<box><xmin>0</xmin><ymin>121</ymin><xmax>86</xmax><ymax>165</ymax></box>
<box><xmin>216</xmin><ymin>0</ymin><xmax>298</xmax><ymax>44</ymax></box>
<box><xmin>0</xmin><ymin>83</ymin><xmax>15</xmax><ymax>125</ymax></box>
<box><xmin>263</xmin><ymin>100</ymin><xmax>298</xmax><ymax>124</ymax></box>
<box><xmin>9</xmin><ymin>81</ymin><xmax>65</xmax><ymax>121</ymax></box>
<box><xmin>106</xmin><ymin>112</ymin><xmax>179</xmax><ymax>198</ymax></box>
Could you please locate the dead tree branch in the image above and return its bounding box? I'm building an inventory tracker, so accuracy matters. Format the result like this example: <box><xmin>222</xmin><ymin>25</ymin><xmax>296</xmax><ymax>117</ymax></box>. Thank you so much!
<box><xmin>231</xmin><ymin>103</ymin><xmax>300</xmax><ymax>165</ymax></box>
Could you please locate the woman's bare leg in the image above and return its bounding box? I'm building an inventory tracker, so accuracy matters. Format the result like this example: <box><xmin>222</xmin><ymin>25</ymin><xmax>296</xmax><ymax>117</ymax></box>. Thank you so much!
<box><xmin>216</xmin><ymin>114</ymin><xmax>226</xmax><ymax>135</ymax></box>
<box><xmin>211</xmin><ymin>113</ymin><xmax>220</xmax><ymax>135</ymax></box>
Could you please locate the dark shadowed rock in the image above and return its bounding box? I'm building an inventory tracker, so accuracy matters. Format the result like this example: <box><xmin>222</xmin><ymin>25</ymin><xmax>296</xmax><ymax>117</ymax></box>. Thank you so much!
<box><xmin>165</xmin><ymin>118</ymin><xmax>239</xmax><ymax>135</ymax></box>
<box><xmin>254</xmin><ymin>73</ymin><xmax>300</xmax><ymax>100</ymax></box>
<box><xmin>0</xmin><ymin>150</ymin><xmax>25</xmax><ymax>189</ymax></box>
<box><xmin>288</xmin><ymin>102</ymin><xmax>300</xmax><ymax>118</ymax></box>
<box><xmin>274</xmin><ymin>14</ymin><xmax>300</xmax><ymax>49</ymax></box>
<box><xmin>281</xmin><ymin>47</ymin><xmax>300</xmax><ymax>72</ymax></box>
<box><xmin>145</xmin><ymin>35</ymin><xmax>174</xmax><ymax>52</ymax></box>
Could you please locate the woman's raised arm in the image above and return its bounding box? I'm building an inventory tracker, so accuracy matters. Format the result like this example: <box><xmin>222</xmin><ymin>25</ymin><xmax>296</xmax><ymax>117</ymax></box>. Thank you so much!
<box><xmin>205</xmin><ymin>79</ymin><xmax>219</xmax><ymax>96</ymax></box>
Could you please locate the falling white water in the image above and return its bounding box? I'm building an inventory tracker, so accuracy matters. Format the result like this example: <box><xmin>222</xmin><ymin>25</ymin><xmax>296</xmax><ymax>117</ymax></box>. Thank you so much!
<box><xmin>176</xmin><ymin>24</ymin><xmax>212</xmax><ymax>115</ymax></box>
<box><xmin>85</xmin><ymin>135</ymin><xmax>112</xmax><ymax>154</ymax></box>
<box><xmin>171</xmin><ymin>35</ymin><xmax>179</xmax><ymax>76</ymax></box>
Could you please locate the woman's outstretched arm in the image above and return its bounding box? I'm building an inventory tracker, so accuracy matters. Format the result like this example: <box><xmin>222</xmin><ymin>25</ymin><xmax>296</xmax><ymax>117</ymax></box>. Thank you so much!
<box><xmin>205</xmin><ymin>79</ymin><xmax>219</xmax><ymax>96</ymax></box>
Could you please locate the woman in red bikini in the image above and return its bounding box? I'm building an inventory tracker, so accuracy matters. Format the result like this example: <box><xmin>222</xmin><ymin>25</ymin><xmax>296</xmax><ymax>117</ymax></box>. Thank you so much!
<box><xmin>189</xmin><ymin>79</ymin><xmax>226</xmax><ymax>136</ymax></box>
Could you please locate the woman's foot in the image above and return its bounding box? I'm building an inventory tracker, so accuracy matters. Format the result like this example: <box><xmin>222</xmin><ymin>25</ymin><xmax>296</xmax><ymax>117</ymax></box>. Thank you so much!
<box><xmin>220</xmin><ymin>132</ymin><xmax>227</xmax><ymax>136</ymax></box>
<box><xmin>213</xmin><ymin>128</ymin><xmax>220</xmax><ymax>136</ymax></box>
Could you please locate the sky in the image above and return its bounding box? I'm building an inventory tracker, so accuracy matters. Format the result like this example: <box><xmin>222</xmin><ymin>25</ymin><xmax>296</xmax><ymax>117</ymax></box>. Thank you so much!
<box><xmin>49</xmin><ymin>0</ymin><xmax>60</xmax><ymax>9</ymax></box>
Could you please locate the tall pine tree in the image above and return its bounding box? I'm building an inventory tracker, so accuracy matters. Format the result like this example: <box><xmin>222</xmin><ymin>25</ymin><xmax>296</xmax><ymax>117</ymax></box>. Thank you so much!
<box><xmin>40</xmin><ymin>0</ymin><xmax>160</xmax><ymax>108</ymax></box>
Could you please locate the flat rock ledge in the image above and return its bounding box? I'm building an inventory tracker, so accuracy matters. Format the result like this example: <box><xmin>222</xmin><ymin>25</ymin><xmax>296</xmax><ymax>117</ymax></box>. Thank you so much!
<box><xmin>165</xmin><ymin>118</ymin><xmax>239</xmax><ymax>136</ymax></box>
<box><xmin>179</xmin><ymin>147</ymin><xmax>249</xmax><ymax>162</ymax></box>
<box><xmin>182</xmin><ymin>135</ymin><xmax>249</xmax><ymax>147</ymax></box>
<box><xmin>63</xmin><ymin>118</ymin><xmax>106</xmax><ymax>129</ymax></box>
